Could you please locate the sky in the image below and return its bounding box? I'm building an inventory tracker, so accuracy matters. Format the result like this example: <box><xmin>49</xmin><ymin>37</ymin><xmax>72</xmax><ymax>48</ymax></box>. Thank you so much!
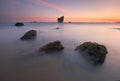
<box><xmin>0</xmin><ymin>0</ymin><xmax>120</xmax><ymax>22</ymax></box>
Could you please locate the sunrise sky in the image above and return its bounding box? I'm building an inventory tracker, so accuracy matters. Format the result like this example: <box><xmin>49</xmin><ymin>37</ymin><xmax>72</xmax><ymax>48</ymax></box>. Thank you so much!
<box><xmin>0</xmin><ymin>0</ymin><xmax>120</xmax><ymax>22</ymax></box>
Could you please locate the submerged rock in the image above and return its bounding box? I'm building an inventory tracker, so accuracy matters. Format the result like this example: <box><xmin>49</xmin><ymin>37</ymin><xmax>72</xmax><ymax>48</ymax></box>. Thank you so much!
<box><xmin>20</xmin><ymin>30</ymin><xmax>37</xmax><ymax>40</ymax></box>
<box><xmin>15</xmin><ymin>22</ymin><xmax>24</xmax><ymax>26</ymax></box>
<box><xmin>75</xmin><ymin>42</ymin><xmax>108</xmax><ymax>64</ymax></box>
<box><xmin>39</xmin><ymin>41</ymin><xmax>64</xmax><ymax>53</ymax></box>
<box><xmin>57</xmin><ymin>16</ymin><xmax>64</xmax><ymax>23</ymax></box>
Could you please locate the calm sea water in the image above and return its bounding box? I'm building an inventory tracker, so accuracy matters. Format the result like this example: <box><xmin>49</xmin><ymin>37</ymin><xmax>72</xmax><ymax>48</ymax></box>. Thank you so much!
<box><xmin>0</xmin><ymin>22</ymin><xmax>120</xmax><ymax>81</ymax></box>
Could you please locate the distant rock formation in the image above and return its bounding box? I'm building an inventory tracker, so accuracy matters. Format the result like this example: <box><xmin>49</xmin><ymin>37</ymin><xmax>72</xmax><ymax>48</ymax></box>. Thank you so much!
<box><xmin>69</xmin><ymin>21</ymin><xmax>71</xmax><ymax>23</ymax></box>
<box><xmin>33</xmin><ymin>21</ymin><xmax>37</xmax><ymax>23</ymax></box>
<box><xmin>116</xmin><ymin>21</ymin><xmax>120</xmax><ymax>23</ymax></box>
<box><xmin>113</xmin><ymin>28</ymin><xmax>120</xmax><ymax>30</ymax></box>
<box><xmin>57</xmin><ymin>16</ymin><xmax>64</xmax><ymax>23</ymax></box>
<box><xmin>15</xmin><ymin>22</ymin><xmax>24</xmax><ymax>26</ymax></box>
<box><xmin>39</xmin><ymin>41</ymin><xmax>64</xmax><ymax>53</ymax></box>
<box><xmin>75</xmin><ymin>42</ymin><xmax>108</xmax><ymax>64</ymax></box>
<box><xmin>56</xmin><ymin>27</ymin><xmax>60</xmax><ymax>29</ymax></box>
<box><xmin>20</xmin><ymin>30</ymin><xmax>37</xmax><ymax>40</ymax></box>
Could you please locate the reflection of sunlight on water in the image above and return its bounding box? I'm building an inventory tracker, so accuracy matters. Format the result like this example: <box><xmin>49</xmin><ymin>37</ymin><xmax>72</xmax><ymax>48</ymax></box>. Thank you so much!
<box><xmin>0</xmin><ymin>23</ymin><xmax>120</xmax><ymax>81</ymax></box>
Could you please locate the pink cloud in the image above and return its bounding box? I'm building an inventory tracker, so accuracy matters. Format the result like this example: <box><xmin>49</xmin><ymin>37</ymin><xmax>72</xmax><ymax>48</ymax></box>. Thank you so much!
<box><xmin>6</xmin><ymin>0</ymin><xmax>72</xmax><ymax>14</ymax></box>
<box><xmin>28</xmin><ymin>0</ymin><xmax>71</xmax><ymax>14</ymax></box>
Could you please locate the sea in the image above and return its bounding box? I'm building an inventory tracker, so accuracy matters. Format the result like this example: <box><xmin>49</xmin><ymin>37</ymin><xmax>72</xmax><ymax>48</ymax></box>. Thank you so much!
<box><xmin>0</xmin><ymin>22</ymin><xmax>120</xmax><ymax>81</ymax></box>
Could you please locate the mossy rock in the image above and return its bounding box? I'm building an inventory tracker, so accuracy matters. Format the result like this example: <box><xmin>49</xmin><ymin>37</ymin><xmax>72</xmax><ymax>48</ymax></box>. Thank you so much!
<box><xmin>20</xmin><ymin>30</ymin><xmax>37</xmax><ymax>40</ymax></box>
<box><xmin>40</xmin><ymin>41</ymin><xmax>64</xmax><ymax>53</ymax></box>
<box><xmin>76</xmin><ymin>42</ymin><xmax>108</xmax><ymax>64</ymax></box>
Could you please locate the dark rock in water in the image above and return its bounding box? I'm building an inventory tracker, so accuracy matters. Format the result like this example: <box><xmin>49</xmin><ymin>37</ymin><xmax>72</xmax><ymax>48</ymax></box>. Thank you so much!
<box><xmin>56</xmin><ymin>27</ymin><xmax>60</xmax><ymax>29</ymax></box>
<box><xmin>75</xmin><ymin>42</ymin><xmax>108</xmax><ymax>64</ymax></box>
<box><xmin>69</xmin><ymin>21</ymin><xmax>71</xmax><ymax>23</ymax></box>
<box><xmin>57</xmin><ymin>16</ymin><xmax>64</xmax><ymax>23</ymax></box>
<box><xmin>33</xmin><ymin>21</ymin><xmax>37</xmax><ymax>23</ymax></box>
<box><xmin>116</xmin><ymin>21</ymin><xmax>120</xmax><ymax>23</ymax></box>
<box><xmin>20</xmin><ymin>30</ymin><xmax>37</xmax><ymax>40</ymax></box>
<box><xmin>40</xmin><ymin>41</ymin><xmax>64</xmax><ymax>53</ymax></box>
<box><xmin>117</xmin><ymin>80</ymin><xmax>120</xmax><ymax>81</ymax></box>
<box><xmin>15</xmin><ymin>22</ymin><xmax>24</xmax><ymax>26</ymax></box>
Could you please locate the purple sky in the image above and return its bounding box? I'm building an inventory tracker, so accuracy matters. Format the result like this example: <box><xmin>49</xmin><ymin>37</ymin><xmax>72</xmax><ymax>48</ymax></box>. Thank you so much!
<box><xmin>0</xmin><ymin>0</ymin><xmax>120</xmax><ymax>22</ymax></box>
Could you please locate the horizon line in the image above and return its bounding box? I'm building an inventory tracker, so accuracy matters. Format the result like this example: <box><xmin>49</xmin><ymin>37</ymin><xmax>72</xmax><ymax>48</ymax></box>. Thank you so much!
<box><xmin>0</xmin><ymin>17</ymin><xmax>120</xmax><ymax>22</ymax></box>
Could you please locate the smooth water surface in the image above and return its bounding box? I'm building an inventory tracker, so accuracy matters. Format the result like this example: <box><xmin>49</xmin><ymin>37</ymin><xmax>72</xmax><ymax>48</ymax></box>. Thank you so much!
<box><xmin>0</xmin><ymin>22</ymin><xmax>120</xmax><ymax>81</ymax></box>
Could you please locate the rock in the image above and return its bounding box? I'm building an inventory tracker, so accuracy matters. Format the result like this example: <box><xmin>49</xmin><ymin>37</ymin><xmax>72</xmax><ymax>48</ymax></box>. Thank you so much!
<box><xmin>69</xmin><ymin>21</ymin><xmax>71</xmax><ymax>23</ymax></box>
<box><xmin>15</xmin><ymin>22</ymin><xmax>24</xmax><ymax>26</ymax></box>
<box><xmin>56</xmin><ymin>27</ymin><xmax>60</xmax><ymax>29</ymax></box>
<box><xmin>39</xmin><ymin>41</ymin><xmax>64</xmax><ymax>53</ymax></box>
<box><xmin>33</xmin><ymin>21</ymin><xmax>37</xmax><ymax>23</ymax></box>
<box><xmin>57</xmin><ymin>16</ymin><xmax>64</xmax><ymax>23</ymax></box>
<box><xmin>20</xmin><ymin>30</ymin><xmax>37</xmax><ymax>40</ymax></box>
<box><xmin>116</xmin><ymin>21</ymin><xmax>120</xmax><ymax>23</ymax></box>
<box><xmin>75</xmin><ymin>42</ymin><xmax>108</xmax><ymax>64</ymax></box>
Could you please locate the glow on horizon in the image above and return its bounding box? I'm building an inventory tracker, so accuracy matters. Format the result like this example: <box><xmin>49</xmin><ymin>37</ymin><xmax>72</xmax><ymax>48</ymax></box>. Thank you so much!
<box><xmin>5</xmin><ymin>17</ymin><xmax>119</xmax><ymax>22</ymax></box>
<box><xmin>0</xmin><ymin>0</ymin><xmax>120</xmax><ymax>22</ymax></box>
